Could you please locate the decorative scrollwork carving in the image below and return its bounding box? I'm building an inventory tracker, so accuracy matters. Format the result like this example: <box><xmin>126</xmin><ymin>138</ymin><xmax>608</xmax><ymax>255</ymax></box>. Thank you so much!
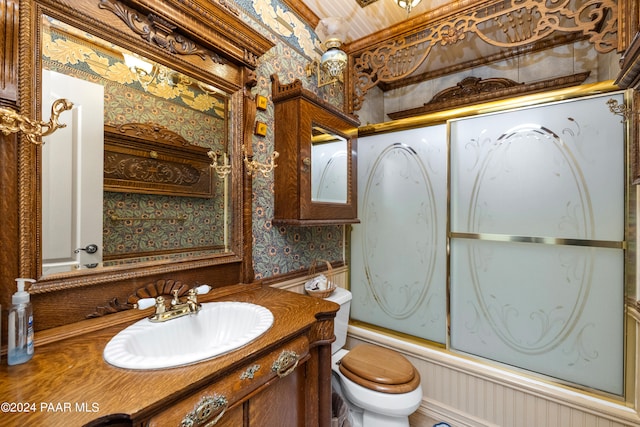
<box><xmin>431</xmin><ymin>76</ymin><xmax>523</xmax><ymax>102</ymax></box>
<box><xmin>104</xmin><ymin>155</ymin><xmax>203</xmax><ymax>185</ymax></box>
<box><xmin>98</xmin><ymin>0</ymin><xmax>224</xmax><ymax>65</ymax></box>
<box><xmin>113</xmin><ymin>122</ymin><xmax>191</xmax><ymax>146</ymax></box>
<box><xmin>351</xmin><ymin>0</ymin><xmax>618</xmax><ymax>112</ymax></box>
<box><xmin>388</xmin><ymin>72</ymin><xmax>590</xmax><ymax>119</ymax></box>
<box><xmin>86</xmin><ymin>298</ymin><xmax>133</xmax><ymax>318</ymax></box>
<box><xmin>607</xmin><ymin>98</ymin><xmax>636</xmax><ymax>123</ymax></box>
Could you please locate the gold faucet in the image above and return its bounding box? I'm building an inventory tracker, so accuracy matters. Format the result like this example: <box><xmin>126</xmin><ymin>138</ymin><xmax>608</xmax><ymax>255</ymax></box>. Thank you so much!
<box><xmin>141</xmin><ymin>285</ymin><xmax>211</xmax><ymax>322</ymax></box>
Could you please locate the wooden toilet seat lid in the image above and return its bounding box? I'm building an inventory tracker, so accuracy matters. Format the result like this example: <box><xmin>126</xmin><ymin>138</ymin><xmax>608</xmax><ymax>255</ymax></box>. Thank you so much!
<box><xmin>338</xmin><ymin>344</ymin><xmax>421</xmax><ymax>394</ymax></box>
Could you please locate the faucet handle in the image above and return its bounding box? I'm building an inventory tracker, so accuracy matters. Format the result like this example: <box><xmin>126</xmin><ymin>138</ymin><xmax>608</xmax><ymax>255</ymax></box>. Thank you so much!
<box><xmin>171</xmin><ymin>290</ymin><xmax>181</xmax><ymax>306</ymax></box>
<box><xmin>135</xmin><ymin>298</ymin><xmax>156</xmax><ymax>310</ymax></box>
<box><xmin>195</xmin><ymin>284</ymin><xmax>212</xmax><ymax>295</ymax></box>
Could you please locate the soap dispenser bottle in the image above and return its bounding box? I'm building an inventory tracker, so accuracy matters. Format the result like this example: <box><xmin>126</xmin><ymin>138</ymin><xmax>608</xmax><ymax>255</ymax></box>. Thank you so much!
<box><xmin>8</xmin><ymin>278</ymin><xmax>36</xmax><ymax>365</ymax></box>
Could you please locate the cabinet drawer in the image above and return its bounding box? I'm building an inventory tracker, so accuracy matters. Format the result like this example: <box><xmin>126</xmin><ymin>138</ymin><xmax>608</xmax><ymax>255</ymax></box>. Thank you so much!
<box><xmin>145</xmin><ymin>335</ymin><xmax>309</xmax><ymax>426</ymax></box>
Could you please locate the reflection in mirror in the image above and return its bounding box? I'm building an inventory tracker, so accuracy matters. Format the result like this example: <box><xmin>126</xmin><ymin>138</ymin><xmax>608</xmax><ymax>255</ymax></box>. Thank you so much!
<box><xmin>311</xmin><ymin>126</ymin><xmax>348</xmax><ymax>204</ymax></box>
<box><xmin>40</xmin><ymin>16</ymin><xmax>231</xmax><ymax>277</ymax></box>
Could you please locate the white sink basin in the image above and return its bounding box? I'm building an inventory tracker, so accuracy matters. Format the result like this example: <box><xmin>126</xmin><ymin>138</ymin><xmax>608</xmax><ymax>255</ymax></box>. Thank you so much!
<box><xmin>104</xmin><ymin>302</ymin><xmax>274</xmax><ymax>370</ymax></box>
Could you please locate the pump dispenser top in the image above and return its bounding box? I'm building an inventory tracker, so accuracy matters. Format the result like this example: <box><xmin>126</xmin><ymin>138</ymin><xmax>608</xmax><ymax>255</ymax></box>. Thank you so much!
<box><xmin>13</xmin><ymin>278</ymin><xmax>34</xmax><ymax>304</ymax></box>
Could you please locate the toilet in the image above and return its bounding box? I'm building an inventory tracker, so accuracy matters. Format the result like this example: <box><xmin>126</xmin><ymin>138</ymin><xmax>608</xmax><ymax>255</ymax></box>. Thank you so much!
<box><xmin>326</xmin><ymin>287</ymin><xmax>423</xmax><ymax>427</ymax></box>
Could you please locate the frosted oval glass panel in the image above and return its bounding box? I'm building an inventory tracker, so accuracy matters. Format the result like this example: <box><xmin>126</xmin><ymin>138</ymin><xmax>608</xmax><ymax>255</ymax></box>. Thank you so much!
<box><xmin>450</xmin><ymin>238</ymin><xmax>624</xmax><ymax>395</ymax></box>
<box><xmin>449</xmin><ymin>92</ymin><xmax>626</xmax><ymax>395</ymax></box>
<box><xmin>450</xmin><ymin>94</ymin><xmax>624</xmax><ymax>241</ymax></box>
<box><xmin>351</xmin><ymin>126</ymin><xmax>447</xmax><ymax>343</ymax></box>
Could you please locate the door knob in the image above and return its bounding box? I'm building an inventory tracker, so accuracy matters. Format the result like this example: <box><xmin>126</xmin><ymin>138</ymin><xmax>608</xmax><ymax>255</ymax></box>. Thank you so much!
<box><xmin>75</xmin><ymin>244</ymin><xmax>98</xmax><ymax>254</ymax></box>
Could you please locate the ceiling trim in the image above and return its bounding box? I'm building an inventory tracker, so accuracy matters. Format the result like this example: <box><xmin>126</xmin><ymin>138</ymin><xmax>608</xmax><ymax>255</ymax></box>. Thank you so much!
<box><xmin>346</xmin><ymin>0</ymin><xmax>481</xmax><ymax>53</ymax></box>
<box><xmin>378</xmin><ymin>33</ymin><xmax>589</xmax><ymax>91</ymax></box>
<box><xmin>349</xmin><ymin>0</ymin><xmax>619</xmax><ymax>113</ymax></box>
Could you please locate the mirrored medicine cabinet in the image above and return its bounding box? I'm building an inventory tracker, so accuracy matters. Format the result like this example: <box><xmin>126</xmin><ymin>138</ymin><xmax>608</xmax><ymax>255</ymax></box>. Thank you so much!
<box><xmin>271</xmin><ymin>75</ymin><xmax>360</xmax><ymax>226</ymax></box>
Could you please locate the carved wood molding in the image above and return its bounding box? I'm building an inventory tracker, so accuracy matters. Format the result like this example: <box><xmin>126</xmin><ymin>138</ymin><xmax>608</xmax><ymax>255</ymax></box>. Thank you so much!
<box><xmin>431</xmin><ymin>76</ymin><xmax>524</xmax><ymax>102</ymax></box>
<box><xmin>379</xmin><ymin>32</ymin><xmax>587</xmax><ymax>92</ymax></box>
<box><xmin>87</xmin><ymin>278</ymin><xmax>206</xmax><ymax>318</ymax></box>
<box><xmin>350</xmin><ymin>0</ymin><xmax>618</xmax><ymax>113</ymax></box>
<box><xmin>271</xmin><ymin>74</ymin><xmax>359</xmax><ymax>125</ymax></box>
<box><xmin>387</xmin><ymin>72</ymin><xmax>591</xmax><ymax>119</ymax></box>
<box><xmin>103</xmin><ymin>122</ymin><xmax>213</xmax><ymax>197</ymax></box>
<box><xmin>616</xmin><ymin>30</ymin><xmax>640</xmax><ymax>88</ymax></box>
<box><xmin>99</xmin><ymin>0</ymin><xmax>225</xmax><ymax>65</ymax></box>
<box><xmin>110</xmin><ymin>122</ymin><xmax>191</xmax><ymax>147</ymax></box>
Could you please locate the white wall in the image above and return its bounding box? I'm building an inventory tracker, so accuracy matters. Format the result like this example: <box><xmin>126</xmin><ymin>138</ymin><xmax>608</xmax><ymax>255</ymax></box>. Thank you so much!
<box><xmin>355</xmin><ymin>40</ymin><xmax>622</xmax><ymax>125</ymax></box>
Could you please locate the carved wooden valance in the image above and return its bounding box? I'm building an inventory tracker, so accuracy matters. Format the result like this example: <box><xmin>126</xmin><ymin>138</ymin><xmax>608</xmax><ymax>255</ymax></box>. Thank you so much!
<box><xmin>104</xmin><ymin>123</ymin><xmax>214</xmax><ymax>198</ymax></box>
<box><xmin>387</xmin><ymin>72</ymin><xmax>591</xmax><ymax>119</ymax></box>
<box><xmin>350</xmin><ymin>0</ymin><xmax>618</xmax><ymax>113</ymax></box>
<box><xmin>97</xmin><ymin>0</ymin><xmax>272</xmax><ymax>69</ymax></box>
<box><xmin>616</xmin><ymin>31</ymin><xmax>640</xmax><ymax>88</ymax></box>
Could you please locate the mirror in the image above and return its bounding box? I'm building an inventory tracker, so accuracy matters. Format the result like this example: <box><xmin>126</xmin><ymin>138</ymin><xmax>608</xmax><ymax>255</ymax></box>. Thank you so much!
<box><xmin>310</xmin><ymin>125</ymin><xmax>348</xmax><ymax>204</ymax></box>
<box><xmin>38</xmin><ymin>16</ymin><xmax>233</xmax><ymax>278</ymax></box>
<box><xmin>28</xmin><ymin>0</ymin><xmax>252</xmax><ymax>286</ymax></box>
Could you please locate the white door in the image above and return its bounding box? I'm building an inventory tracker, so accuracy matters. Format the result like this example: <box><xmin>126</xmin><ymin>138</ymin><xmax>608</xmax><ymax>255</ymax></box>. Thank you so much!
<box><xmin>41</xmin><ymin>70</ymin><xmax>104</xmax><ymax>275</ymax></box>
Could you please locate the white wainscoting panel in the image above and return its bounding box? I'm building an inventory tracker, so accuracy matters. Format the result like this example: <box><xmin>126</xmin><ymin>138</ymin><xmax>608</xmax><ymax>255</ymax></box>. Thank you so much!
<box><xmin>346</xmin><ymin>324</ymin><xmax>640</xmax><ymax>427</ymax></box>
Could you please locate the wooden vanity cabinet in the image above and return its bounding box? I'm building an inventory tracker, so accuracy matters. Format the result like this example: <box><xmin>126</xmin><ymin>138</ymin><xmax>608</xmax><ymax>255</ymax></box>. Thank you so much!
<box><xmin>145</xmin><ymin>334</ymin><xmax>312</xmax><ymax>426</ymax></box>
<box><xmin>0</xmin><ymin>286</ymin><xmax>336</xmax><ymax>427</ymax></box>
<box><xmin>271</xmin><ymin>75</ymin><xmax>360</xmax><ymax>226</ymax></box>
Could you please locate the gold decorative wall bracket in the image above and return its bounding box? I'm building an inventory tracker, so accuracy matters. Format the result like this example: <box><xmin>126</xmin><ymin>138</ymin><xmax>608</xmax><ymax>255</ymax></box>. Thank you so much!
<box><xmin>208</xmin><ymin>151</ymin><xmax>232</xmax><ymax>178</ymax></box>
<box><xmin>242</xmin><ymin>145</ymin><xmax>279</xmax><ymax>177</ymax></box>
<box><xmin>607</xmin><ymin>98</ymin><xmax>636</xmax><ymax>122</ymax></box>
<box><xmin>0</xmin><ymin>98</ymin><xmax>73</xmax><ymax>145</ymax></box>
<box><xmin>306</xmin><ymin>59</ymin><xmax>343</xmax><ymax>87</ymax></box>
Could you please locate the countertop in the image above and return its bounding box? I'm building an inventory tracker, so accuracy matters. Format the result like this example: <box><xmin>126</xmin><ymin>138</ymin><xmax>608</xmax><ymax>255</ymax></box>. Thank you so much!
<box><xmin>0</xmin><ymin>285</ymin><xmax>338</xmax><ymax>426</ymax></box>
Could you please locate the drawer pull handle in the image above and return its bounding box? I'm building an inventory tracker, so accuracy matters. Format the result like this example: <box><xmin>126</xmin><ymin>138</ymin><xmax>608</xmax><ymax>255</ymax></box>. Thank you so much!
<box><xmin>181</xmin><ymin>395</ymin><xmax>227</xmax><ymax>427</ymax></box>
<box><xmin>240</xmin><ymin>364</ymin><xmax>261</xmax><ymax>380</ymax></box>
<box><xmin>272</xmin><ymin>350</ymin><xmax>299</xmax><ymax>378</ymax></box>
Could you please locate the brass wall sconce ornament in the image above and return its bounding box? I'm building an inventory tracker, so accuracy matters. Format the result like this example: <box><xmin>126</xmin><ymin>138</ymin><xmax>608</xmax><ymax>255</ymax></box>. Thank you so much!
<box><xmin>242</xmin><ymin>145</ymin><xmax>279</xmax><ymax>178</ymax></box>
<box><xmin>207</xmin><ymin>151</ymin><xmax>232</xmax><ymax>179</ymax></box>
<box><xmin>394</xmin><ymin>0</ymin><xmax>422</xmax><ymax>14</ymax></box>
<box><xmin>306</xmin><ymin>58</ymin><xmax>345</xmax><ymax>88</ymax></box>
<box><xmin>0</xmin><ymin>98</ymin><xmax>73</xmax><ymax>145</ymax></box>
<box><xmin>607</xmin><ymin>98</ymin><xmax>635</xmax><ymax>122</ymax></box>
<box><xmin>306</xmin><ymin>17</ymin><xmax>348</xmax><ymax>87</ymax></box>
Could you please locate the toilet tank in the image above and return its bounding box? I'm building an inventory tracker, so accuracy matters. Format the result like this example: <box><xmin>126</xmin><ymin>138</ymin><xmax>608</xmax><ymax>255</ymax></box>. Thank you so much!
<box><xmin>324</xmin><ymin>287</ymin><xmax>352</xmax><ymax>354</ymax></box>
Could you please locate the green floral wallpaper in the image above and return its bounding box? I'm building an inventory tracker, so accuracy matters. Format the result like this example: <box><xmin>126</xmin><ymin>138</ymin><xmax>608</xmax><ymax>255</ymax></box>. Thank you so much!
<box><xmin>237</xmin><ymin>0</ymin><xmax>346</xmax><ymax>279</ymax></box>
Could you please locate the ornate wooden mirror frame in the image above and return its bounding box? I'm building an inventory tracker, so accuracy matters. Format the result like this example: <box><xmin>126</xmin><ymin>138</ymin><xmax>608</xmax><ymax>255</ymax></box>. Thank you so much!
<box><xmin>12</xmin><ymin>0</ymin><xmax>273</xmax><ymax>329</ymax></box>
